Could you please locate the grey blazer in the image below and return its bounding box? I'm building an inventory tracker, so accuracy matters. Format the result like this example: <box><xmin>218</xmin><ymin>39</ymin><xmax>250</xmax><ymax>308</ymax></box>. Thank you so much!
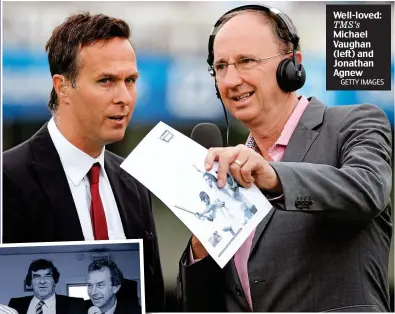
<box><xmin>177</xmin><ymin>97</ymin><xmax>393</xmax><ymax>312</ymax></box>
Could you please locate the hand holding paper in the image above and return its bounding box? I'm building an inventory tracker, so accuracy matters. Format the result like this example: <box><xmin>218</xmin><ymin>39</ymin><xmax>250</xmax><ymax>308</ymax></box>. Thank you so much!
<box><xmin>204</xmin><ymin>145</ymin><xmax>283</xmax><ymax>194</ymax></box>
<box><xmin>121</xmin><ymin>122</ymin><xmax>273</xmax><ymax>268</ymax></box>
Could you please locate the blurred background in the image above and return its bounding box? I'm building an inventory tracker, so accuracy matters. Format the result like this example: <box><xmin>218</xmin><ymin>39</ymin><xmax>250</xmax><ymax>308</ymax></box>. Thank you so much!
<box><xmin>2</xmin><ymin>1</ymin><xmax>394</xmax><ymax>311</ymax></box>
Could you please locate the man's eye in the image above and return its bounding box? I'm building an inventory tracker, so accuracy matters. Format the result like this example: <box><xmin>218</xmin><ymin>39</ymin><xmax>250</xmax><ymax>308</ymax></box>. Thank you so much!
<box><xmin>215</xmin><ymin>64</ymin><xmax>227</xmax><ymax>71</ymax></box>
<box><xmin>99</xmin><ymin>78</ymin><xmax>111</xmax><ymax>84</ymax></box>
<box><xmin>239</xmin><ymin>58</ymin><xmax>255</xmax><ymax>64</ymax></box>
<box><xmin>125</xmin><ymin>77</ymin><xmax>136</xmax><ymax>84</ymax></box>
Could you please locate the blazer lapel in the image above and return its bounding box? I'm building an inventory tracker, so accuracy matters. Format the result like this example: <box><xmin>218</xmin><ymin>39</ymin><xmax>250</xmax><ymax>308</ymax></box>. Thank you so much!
<box><xmin>105</xmin><ymin>154</ymin><xmax>146</xmax><ymax>239</ymax></box>
<box><xmin>280</xmin><ymin>97</ymin><xmax>325</xmax><ymax>163</ymax></box>
<box><xmin>249</xmin><ymin>97</ymin><xmax>326</xmax><ymax>255</ymax></box>
<box><xmin>30</xmin><ymin>124</ymin><xmax>84</xmax><ymax>241</ymax></box>
<box><xmin>226</xmin><ymin>259</ymin><xmax>252</xmax><ymax>311</ymax></box>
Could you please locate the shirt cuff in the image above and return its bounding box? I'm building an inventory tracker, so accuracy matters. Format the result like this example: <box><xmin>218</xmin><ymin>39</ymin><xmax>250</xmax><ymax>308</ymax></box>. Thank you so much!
<box><xmin>267</xmin><ymin>193</ymin><xmax>284</xmax><ymax>201</ymax></box>
<box><xmin>189</xmin><ymin>245</ymin><xmax>202</xmax><ymax>265</ymax></box>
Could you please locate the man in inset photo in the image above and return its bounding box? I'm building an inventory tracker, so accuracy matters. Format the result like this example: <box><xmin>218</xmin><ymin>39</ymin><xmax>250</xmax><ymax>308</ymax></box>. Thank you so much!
<box><xmin>8</xmin><ymin>259</ymin><xmax>85</xmax><ymax>314</ymax></box>
<box><xmin>86</xmin><ymin>260</ymin><xmax>140</xmax><ymax>314</ymax></box>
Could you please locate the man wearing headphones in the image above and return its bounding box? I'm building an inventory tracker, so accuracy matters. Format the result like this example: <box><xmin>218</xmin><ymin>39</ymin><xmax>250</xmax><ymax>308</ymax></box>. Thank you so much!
<box><xmin>177</xmin><ymin>4</ymin><xmax>392</xmax><ymax>312</ymax></box>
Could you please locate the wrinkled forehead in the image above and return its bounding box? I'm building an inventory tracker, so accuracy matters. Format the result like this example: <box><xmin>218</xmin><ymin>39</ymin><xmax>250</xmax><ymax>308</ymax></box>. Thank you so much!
<box><xmin>32</xmin><ymin>268</ymin><xmax>52</xmax><ymax>276</ymax></box>
<box><xmin>87</xmin><ymin>267</ymin><xmax>111</xmax><ymax>283</ymax></box>
<box><xmin>213</xmin><ymin>12</ymin><xmax>279</xmax><ymax>60</ymax></box>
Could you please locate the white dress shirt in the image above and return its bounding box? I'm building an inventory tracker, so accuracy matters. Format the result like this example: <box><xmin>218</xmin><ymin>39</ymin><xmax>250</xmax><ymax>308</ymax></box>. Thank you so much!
<box><xmin>47</xmin><ymin>118</ymin><xmax>126</xmax><ymax>240</ymax></box>
<box><xmin>27</xmin><ymin>294</ymin><xmax>55</xmax><ymax>314</ymax></box>
<box><xmin>104</xmin><ymin>300</ymin><xmax>117</xmax><ymax>314</ymax></box>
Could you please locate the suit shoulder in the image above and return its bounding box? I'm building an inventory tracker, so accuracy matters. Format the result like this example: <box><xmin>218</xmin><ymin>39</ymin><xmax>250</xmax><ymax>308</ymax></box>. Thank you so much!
<box><xmin>9</xmin><ymin>296</ymin><xmax>32</xmax><ymax>301</ymax></box>
<box><xmin>325</xmin><ymin>103</ymin><xmax>388</xmax><ymax>119</ymax></box>
<box><xmin>3</xmin><ymin>138</ymin><xmax>32</xmax><ymax>173</ymax></box>
<box><xmin>105</xmin><ymin>149</ymin><xmax>125</xmax><ymax>166</ymax></box>
<box><xmin>324</xmin><ymin>103</ymin><xmax>390</xmax><ymax>129</ymax></box>
<box><xmin>8</xmin><ymin>295</ymin><xmax>32</xmax><ymax>304</ymax></box>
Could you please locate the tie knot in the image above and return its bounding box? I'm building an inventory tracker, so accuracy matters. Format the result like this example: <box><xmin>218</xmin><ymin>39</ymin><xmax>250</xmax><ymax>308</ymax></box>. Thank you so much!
<box><xmin>89</xmin><ymin>163</ymin><xmax>101</xmax><ymax>185</ymax></box>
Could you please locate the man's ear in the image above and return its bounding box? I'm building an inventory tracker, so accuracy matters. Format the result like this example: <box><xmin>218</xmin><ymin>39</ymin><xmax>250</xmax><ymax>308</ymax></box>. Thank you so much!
<box><xmin>112</xmin><ymin>284</ymin><xmax>121</xmax><ymax>294</ymax></box>
<box><xmin>53</xmin><ymin>74</ymin><xmax>69</xmax><ymax>98</ymax></box>
<box><xmin>295</xmin><ymin>50</ymin><xmax>303</xmax><ymax>65</ymax></box>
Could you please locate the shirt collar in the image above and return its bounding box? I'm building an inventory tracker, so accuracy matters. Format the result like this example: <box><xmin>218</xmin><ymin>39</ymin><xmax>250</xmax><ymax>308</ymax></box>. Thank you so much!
<box><xmin>246</xmin><ymin>95</ymin><xmax>309</xmax><ymax>152</ymax></box>
<box><xmin>47</xmin><ymin>117</ymin><xmax>105</xmax><ymax>186</ymax></box>
<box><xmin>32</xmin><ymin>293</ymin><xmax>56</xmax><ymax>309</ymax></box>
<box><xmin>105</xmin><ymin>299</ymin><xmax>117</xmax><ymax>314</ymax></box>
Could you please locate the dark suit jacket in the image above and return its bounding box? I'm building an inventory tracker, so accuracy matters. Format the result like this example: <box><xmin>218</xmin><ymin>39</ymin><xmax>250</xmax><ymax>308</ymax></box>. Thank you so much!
<box><xmin>85</xmin><ymin>298</ymin><xmax>141</xmax><ymax>314</ymax></box>
<box><xmin>8</xmin><ymin>294</ymin><xmax>85</xmax><ymax>314</ymax></box>
<box><xmin>177</xmin><ymin>97</ymin><xmax>393</xmax><ymax>312</ymax></box>
<box><xmin>3</xmin><ymin>124</ymin><xmax>165</xmax><ymax>312</ymax></box>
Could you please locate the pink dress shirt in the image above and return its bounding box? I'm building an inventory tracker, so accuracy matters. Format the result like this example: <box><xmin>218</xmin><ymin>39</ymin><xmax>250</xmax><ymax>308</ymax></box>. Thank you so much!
<box><xmin>236</xmin><ymin>95</ymin><xmax>310</xmax><ymax>310</ymax></box>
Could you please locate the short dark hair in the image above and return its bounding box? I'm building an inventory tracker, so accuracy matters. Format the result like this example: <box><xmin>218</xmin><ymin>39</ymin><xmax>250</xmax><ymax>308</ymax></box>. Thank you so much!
<box><xmin>199</xmin><ymin>191</ymin><xmax>210</xmax><ymax>203</ymax></box>
<box><xmin>88</xmin><ymin>260</ymin><xmax>124</xmax><ymax>286</ymax></box>
<box><xmin>217</xmin><ymin>9</ymin><xmax>300</xmax><ymax>53</ymax></box>
<box><xmin>25</xmin><ymin>259</ymin><xmax>60</xmax><ymax>286</ymax></box>
<box><xmin>45</xmin><ymin>12</ymin><xmax>131</xmax><ymax>111</ymax></box>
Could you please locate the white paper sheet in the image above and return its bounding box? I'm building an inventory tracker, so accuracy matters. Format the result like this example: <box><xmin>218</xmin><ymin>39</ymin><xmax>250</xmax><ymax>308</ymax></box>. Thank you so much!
<box><xmin>120</xmin><ymin>122</ymin><xmax>273</xmax><ymax>268</ymax></box>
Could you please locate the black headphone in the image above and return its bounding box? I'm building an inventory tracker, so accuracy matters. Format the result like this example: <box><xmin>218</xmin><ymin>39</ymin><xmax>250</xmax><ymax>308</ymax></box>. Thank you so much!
<box><xmin>207</xmin><ymin>4</ymin><xmax>306</xmax><ymax>94</ymax></box>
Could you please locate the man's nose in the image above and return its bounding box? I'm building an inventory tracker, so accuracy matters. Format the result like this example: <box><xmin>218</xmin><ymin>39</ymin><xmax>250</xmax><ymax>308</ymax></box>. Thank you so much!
<box><xmin>113</xmin><ymin>82</ymin><xmax>133</xmax><ymax>106</ymax></box>
<box><xmin>222</xmin><ymin>64</ymin><xmax>243</xmax><ymax>88</ymax></box>
<box><xmin>91</xmin><ymin>285</ymin><xmax>98</xmax><ymax>295</ymax></box>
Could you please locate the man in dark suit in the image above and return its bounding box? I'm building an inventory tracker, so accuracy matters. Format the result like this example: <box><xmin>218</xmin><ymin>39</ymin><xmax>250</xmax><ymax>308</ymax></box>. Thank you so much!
<box><xmin>3</xmin><ymin>13</ymin><xmax>164</xmax><ymax>312</ymax></box>
<box><xmin>8</xmin><ymin>259</ymin><xmax>85</xmax><ymax>314</ymax></box>
<box><xmin>177</xmin><ymin>4</ymin><xmax>392</xmax><ymax>312</ymax></box>
<box><xmin>85</xmin><ymin>260</ymin><xmax>140</xmax><ymax>314</ymax></box>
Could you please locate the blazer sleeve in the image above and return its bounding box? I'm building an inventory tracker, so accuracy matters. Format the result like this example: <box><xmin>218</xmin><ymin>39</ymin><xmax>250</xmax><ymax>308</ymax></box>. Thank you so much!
<box><xmin>3</xmin><ymin>169</ymin><xmax>31</xmax><ymax>243</ymax></box>
<box><xmin>176</xmin><ymin>237</ymin><xmax>226</xmax><ymax>312</ymax></box>
<box><xmin>270</xmin><ymin>104</ymin><xmax>392</xmax><ymax>222</ymax></box>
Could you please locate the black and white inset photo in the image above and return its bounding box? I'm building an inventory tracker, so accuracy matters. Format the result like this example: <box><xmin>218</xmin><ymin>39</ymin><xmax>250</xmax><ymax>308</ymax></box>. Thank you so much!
<box><xmin>0</xmin><ymin>240</ymin><xmax>144</xmax><ymax>314</ymax></box>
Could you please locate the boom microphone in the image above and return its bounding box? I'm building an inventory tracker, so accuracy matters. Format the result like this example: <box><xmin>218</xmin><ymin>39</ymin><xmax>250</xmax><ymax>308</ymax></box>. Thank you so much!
<box><xmin>190</xmin><ymin>123</ymin><xmax>223</xmax><ymax>149</ymax></box>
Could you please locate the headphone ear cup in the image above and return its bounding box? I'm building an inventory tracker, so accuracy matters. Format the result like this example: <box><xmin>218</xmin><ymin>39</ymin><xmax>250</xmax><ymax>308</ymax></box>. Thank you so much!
<box><xmin>276</xmin><ymin>59</ymin><xmax>291</xmax><ymax>92</ymax></box>
<box><xmin>276</xmin><ymin>59</ymin><xmax>306</xmax><ymax>92</ymax></box>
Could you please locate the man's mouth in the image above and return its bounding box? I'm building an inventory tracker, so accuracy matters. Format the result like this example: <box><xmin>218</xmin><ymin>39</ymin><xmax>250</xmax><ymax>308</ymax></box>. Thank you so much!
<box><xmin>92</xmin><ymin>297</ymin><xmax>103</xmax><ymax>302</ymax></box>
<box><xmin>108</xmin><ymin>115</ymin><xmax>126</xmax><ymax>121</ymax></box>
<box><xmin>231</xmin><ymin>92</ymin><xmax>255</xmax><ymax>101</ymax></box>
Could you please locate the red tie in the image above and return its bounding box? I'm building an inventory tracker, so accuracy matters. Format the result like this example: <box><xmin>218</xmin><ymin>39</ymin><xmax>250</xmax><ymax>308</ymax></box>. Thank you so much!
<box><xmin>88</xmin><ymin>163</ymin><xmax>109</xmax><ymax>240</ymax></box>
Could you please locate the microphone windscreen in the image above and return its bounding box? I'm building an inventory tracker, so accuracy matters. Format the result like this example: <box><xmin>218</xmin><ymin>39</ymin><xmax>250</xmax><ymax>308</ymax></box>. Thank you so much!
<box><xmin>88</xmin><ymin>306</ymin><xmax>101</xmax><ymax>314</ymax></box>
<box><xmin>191</xmin><ymin>123</ymin><xmax>223</xmax><ymax>149</ymax></box>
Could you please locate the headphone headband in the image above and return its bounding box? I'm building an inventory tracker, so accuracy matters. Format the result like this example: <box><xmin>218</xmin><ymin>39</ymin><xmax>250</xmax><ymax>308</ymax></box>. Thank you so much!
<box><xmin>207</xmin><ymin>4</ymin><xmax>299</xmax><ymax>67</ymax></box>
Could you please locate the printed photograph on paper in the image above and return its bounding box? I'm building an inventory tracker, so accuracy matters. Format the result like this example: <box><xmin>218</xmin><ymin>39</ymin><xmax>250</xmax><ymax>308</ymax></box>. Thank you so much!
<box><xmin>0</xmin><ymin>240</ymin><xmax>144</xmax><ymax>314</ymax></box>
<box><xmin>121</xmin><ymin>122</ymin><xmax>273</xmax><ymax>268</ymax></box>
